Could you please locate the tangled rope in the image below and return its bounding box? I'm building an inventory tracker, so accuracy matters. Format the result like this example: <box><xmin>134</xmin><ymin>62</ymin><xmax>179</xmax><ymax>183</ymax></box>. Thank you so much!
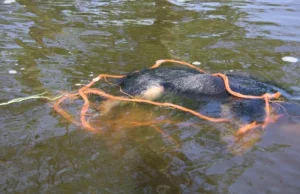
<box><xmin>53</xmin><ymin>59</ymin><xmax>282</xmax><ymax>136</ymax></box>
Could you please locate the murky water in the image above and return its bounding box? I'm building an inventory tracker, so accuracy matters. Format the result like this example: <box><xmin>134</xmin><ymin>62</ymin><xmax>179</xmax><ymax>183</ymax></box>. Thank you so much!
<box><xmin>1</xmin><ymin>0</ymin><xmax>300</xmax><ymax>193</ymax></box>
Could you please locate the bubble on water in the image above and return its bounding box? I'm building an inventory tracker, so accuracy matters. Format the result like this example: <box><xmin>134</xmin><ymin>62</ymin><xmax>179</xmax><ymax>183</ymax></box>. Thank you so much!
<box><xmin>20</xmin><ymin>68</ymin><xmax>25</xmax><ymax>71</ymax></box>
<box><xmin>89</xmin><ymin>74</ymin><xmax>94</xmax><ymax>77</ymax></box>
<box><xmin>8</xmin><ymin>70</ymin><xmax>17</xmax><ymax>74</ymax></box>
<box><xmin>4</xmin><ymin>0</ymin><xmax>16</xmax><ymax>4</ymax></box>
<box><xmin>192</xmin><ymin>61</ymin><xmax>201</xmax><ymax>66</ymax></box>
<box><xmin>75</xmin><ymin>83</ymin><xmax>82</xmax><ymax>86</ymax></box>
<box><xmin>282</xmin><ymin>56</ymin><xmax>298</xmax><ymax>63</ymax></box>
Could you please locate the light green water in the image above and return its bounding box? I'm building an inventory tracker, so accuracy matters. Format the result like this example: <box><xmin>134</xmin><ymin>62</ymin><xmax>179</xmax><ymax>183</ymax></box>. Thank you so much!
<box><xmin>1</xmin><ymin>0</ymin><xmax>300</xmax><ymax>193</ymax></box>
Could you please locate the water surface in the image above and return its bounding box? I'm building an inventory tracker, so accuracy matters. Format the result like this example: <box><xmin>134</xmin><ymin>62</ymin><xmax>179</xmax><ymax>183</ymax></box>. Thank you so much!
<box><xmin>1</xmin><ymin>0</ymin><xmax>300</xmax><ymax>193</ymax></box>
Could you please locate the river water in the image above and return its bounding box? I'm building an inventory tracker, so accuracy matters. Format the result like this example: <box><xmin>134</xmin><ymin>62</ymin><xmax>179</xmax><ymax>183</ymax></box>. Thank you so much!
<box><xmin>1</xmin><ymin>0</ymin><xmax>300</xmax><ymax>193</ymax></box>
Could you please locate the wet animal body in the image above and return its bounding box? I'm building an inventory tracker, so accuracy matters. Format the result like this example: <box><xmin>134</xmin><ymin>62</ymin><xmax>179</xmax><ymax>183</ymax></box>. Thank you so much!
<box><xmin>54</xmin><ymin>59</ymin><xmax>294</xmax><ymax>134</ymax></box>
<box><xmin>118</xmin><ymin>67</ymin><xmax>282</xmax><ymax>124</ymax></box>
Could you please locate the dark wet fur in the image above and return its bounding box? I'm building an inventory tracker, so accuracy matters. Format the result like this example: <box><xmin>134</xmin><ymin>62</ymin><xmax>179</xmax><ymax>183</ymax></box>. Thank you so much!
<box><xmin>118</xmin><ymin>67</ymin><xmax>282</xmax><ymax>124</ymax></box>
<box><xmin>120</xmin><ymin>68</ymin><xmax>226</xmax><ymax>97</ymax></box>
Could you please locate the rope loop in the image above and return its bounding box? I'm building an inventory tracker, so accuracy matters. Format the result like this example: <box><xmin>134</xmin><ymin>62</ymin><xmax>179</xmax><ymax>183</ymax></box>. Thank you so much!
<box><xmin>53</xmin><ymin>59</ymin><xmax>282</xmax><ymax>137</ymax></box>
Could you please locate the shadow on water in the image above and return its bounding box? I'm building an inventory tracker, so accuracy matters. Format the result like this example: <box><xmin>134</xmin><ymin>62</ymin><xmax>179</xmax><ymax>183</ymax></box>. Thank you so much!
<box><xmin>1</xmin><ymin>0</ymin><xmax>300</xmax><ymax>193</ymax></box>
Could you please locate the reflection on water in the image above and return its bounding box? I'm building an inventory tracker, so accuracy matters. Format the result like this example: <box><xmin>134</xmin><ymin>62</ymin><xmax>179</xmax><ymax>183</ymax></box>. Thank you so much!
<box><xmin>1</xmin><ymin>0</ymin><xmax>300</xmax><ymax>193</ymax></box>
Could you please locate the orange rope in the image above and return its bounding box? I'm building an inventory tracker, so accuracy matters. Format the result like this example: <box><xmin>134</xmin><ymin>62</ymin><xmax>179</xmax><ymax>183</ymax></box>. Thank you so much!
<box><xmin>90</xmin><ymin>88</ymin><xmax>227</xmax><ymax>121</ymax></box>
<box><xmin>53</xmin><ymin>59</ymin><xmax>282</xmax><ymax>137</ymax></box>
<box><xmin>236</xmin><ymin>122</ymin><xmax>260</xmax><ymax>137</ymax></box>
<box><xmin>212</xmin><ymin>73</ymin><xmax>281</xmax><ymax>100</ymax></box>
<box><xmin>53</xmin><ymin>93</ymin><xmax>80</xmax><ymax>126</ymax></box>
<box><xmin>150</xmin><ymin>59</ymin><xmax>207</xmax><ymax>73</ymax></box>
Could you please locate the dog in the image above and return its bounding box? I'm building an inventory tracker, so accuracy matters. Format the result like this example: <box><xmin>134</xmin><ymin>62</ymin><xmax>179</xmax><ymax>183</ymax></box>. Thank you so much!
<box><xmin>98</xmin><ymin>65</ymin><xmax>291</xmax><ymax>129</ymax></box>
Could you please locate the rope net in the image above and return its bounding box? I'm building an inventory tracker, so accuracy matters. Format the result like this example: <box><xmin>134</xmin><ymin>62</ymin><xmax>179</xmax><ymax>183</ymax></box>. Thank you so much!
<box><xmin>53</xmin><ymin>59</ymin><xmax>281</xmax><ymax>137</ymax></box>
